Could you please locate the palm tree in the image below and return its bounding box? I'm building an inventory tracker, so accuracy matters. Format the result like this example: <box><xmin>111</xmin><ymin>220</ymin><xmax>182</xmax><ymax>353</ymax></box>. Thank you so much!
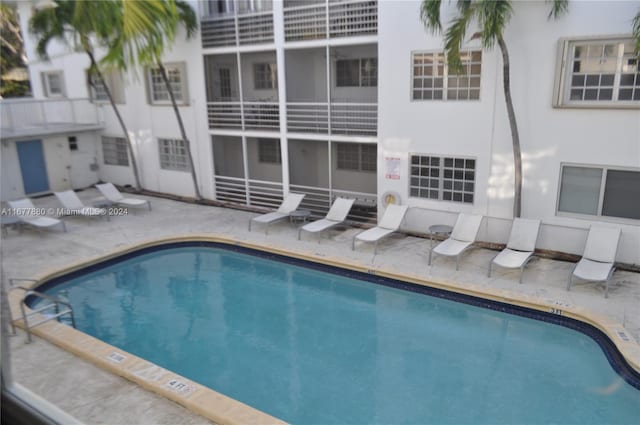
<box><xmin>421</xmin><ymin>0</ymin><xmax>568</xmax><ymax>218</ymax></box>
<box><xmin>106</xmin><ymin>0</ymin><xmax>202</xmax><ymax>200</ymax></box>
<box><xmin>29</xmin><ymin>0</ymin><xmax>143</xmax><ymax>190</ymax></box>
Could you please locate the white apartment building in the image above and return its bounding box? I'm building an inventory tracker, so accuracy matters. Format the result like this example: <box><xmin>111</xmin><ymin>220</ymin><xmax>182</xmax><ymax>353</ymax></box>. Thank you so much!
<box><xmin>1</xmin><ymin>0</ymin><xmax>639</xmax><ymax>265</ymax></box>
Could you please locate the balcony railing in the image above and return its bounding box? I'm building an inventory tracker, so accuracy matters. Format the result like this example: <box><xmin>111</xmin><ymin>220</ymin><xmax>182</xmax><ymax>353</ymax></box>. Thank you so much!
<box><xmin>0</xmin><ymin>98</ymin><xmax>102</xmax><ymax>138</ymax></box>
<box><xmin>201</xmin><ymin>11</ymin><xmax>274</xmax><ymax>48</ymax></box>
<box><xmin>290</xmin><ymin>184</ymin><xmax>377</xmax><ymax>224</ymax></box>
<box><xmin>214</xmin><ymin>176</ymin><xmax>284</xmax><ymax>210</ymax></box>
<box><xmin>284</xmin><ymin>0</ymin><xmax>377</xmax><ymax>42</ymax></box>
<box><xmin>286</xmin><ymin>102</ymin><xmax>377</xmax><ymax>136</ymax></box>
<box><xmin>208</xmin><ymin>101</ymin><xmax>280</xmax><ymax>131</ymax></box>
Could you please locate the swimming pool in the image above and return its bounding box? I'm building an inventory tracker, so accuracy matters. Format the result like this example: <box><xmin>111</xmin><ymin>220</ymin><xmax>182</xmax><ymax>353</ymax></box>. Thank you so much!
<box><xmin>32</xmin><ymin>242</ymin><xmax>640</xmax><ymax>424</ymax></box>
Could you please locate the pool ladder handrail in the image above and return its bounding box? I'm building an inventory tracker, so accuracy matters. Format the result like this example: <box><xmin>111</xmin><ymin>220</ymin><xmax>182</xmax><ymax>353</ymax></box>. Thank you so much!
<box><xmin>8</xmin><ymin>278</ymin><xmax>77</xmax><ymax>343</ymax></box>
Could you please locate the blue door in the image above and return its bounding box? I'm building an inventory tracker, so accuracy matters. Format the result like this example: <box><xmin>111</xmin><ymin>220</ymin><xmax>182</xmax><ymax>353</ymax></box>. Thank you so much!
<box><xmin>16</xmin><ymin>140</ymin><xmax>50</xmax><ymax>194</ymax></box>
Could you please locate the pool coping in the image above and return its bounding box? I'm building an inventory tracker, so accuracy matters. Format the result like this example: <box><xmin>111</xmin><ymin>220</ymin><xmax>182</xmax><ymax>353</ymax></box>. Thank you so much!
<box><xmin>9</xmin><ymin>234</ymin><xmax>640</xmax><ymax>425</ymax></box>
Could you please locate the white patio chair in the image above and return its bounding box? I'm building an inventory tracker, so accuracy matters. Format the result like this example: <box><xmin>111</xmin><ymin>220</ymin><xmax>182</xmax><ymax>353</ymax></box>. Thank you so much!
<box><xmin>298</xmin><ymin>197</ymin><xmax>355</xmax><ymax>240</ymax></box>
<box><xmin>352</xmin><ymin>204</ymin><xmax>409</xmax><ymax>254</ymax></box>
<box><xmin>8</xmin><ymin>198</ymin><xmax>66</xmax><ymax>233</ymax></box>
<box><xmin>249</xmin><ymin>193</ymin><xmax>305</xmax><ymax>233</ymax></box>
<box><xmin>567</xmin><ymin>226</ymin><xmax>621</xmax><ymax>298</ymax></box>
<box><xmin>54</xmin><ymin>190</ymin><xmax>107</xmax><ymax>221</ymax></box>
<box><xmin>429</xmin><ymin>213</ymin><xmax>483</xmax><ymax>270</ymax></box>
<box><xmin>488</xmin><ymin>218</ymin><xmax>541</xmax><ymax>283</ymax></box>
<box><xmin>95</xmin><ymin>183</ymin><xmax>151</xmax><ymax>211</ymax></box>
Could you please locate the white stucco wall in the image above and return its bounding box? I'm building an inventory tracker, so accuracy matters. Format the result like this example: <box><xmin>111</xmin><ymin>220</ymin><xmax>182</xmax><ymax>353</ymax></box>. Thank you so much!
<box><xmin>378</xmin><ymin>0</ymin><xmax>640</xmax><ymax>264</ymax></box>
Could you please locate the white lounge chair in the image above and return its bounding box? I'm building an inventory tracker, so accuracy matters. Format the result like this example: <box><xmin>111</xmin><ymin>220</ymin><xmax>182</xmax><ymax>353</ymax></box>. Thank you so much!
<box><xmin>488</xmin><ymin>218</ymin><xmax>541</xmax><ymax>283</ymax></box>
<box><xmin>298</xmin><ymin>197</ymin><xmax>355</xmax><ymax>240</ymax></box>
<box><xmin>7</xmin><ymin>198</ymin><xmax>66</xmax><ymax>233</ymax></box>
<box><xmin>95</xmin><ymin>183</ymin><xmax>151</xmax><ymax>211</ymax></box>
<box><xmin>249</xmin><ymin>193</ymin><xmax>305</xmax><ymax>233</ymax></box>
<box><xmin>429</xmin><ymin>213</ymin><xmax>483</xmax><ymax>270</ymax></box>
<box><xmin>55</xmin><ymin>190</ymin><xmax>108</xmax><ymax>221</ymax></box>
<box><xmin>567</xmin><ymin>226</ymin><xmax>621</xmax><ymax>298</ymax></box>
<box><xmin>352</xmin><ymin>204</ymin><xmax>409</xmax><ymax>254</ymax></box>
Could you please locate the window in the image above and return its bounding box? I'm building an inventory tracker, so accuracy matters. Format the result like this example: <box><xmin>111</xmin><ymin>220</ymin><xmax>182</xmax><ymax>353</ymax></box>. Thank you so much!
<box><xmin>558</xmin><ymin>164</ymin><xmax>640</xmax><ymax>220</ymax></box>
<box><xmin>258</xmin><ymin>138</ymin><xmax>281</xmax><ymax>164</ymax></box>
<box><xmin>87</xmin><ymin>69</ymin><xmax>125</xmax><ymax>104</ymax></box>
<box><xmin>412</xmin><ymin>51</ymin><xmax>481</xmax><ymax>100</ymax></box>
<box><xmin>68</xmin><ymin>136</ymin><xmax>78</xmax><ymax>151</ymax></box>
<box><xmin>102</xmin><ymin>136</ymin><xmax>129</xmax><ymax>166</ymax></box>
<box><xmin>336</xmin><ymin>143</ymin><xmax>376</xmax><ymax>172</ymax></box>
<box><xmin>41</xmin><ymin>71</ymin><xmax>65</xmax><ymax>97</ymax></box>
<box><xmin>336</xmin><ymin>58</ymin><xmax>377</xmax><ymax>87</ymax></box>
<box><xmin>410</xmin><ymin>155</ymin><xmax>476</xmax><ymax>203</ymax></box>
<box><xmin>158</xmin><ymin>138</ymin><xmax>190</xmax><ymax>171</ymax></box>
<box><xmin>555</xmin><ymin>38</ymin><xmax>639</xmax><ymax>107</ymax></box>
<box><xmin>219</xmin><ymin>68</ymin><xmax>232</xmax><ymax>99</ymax></box>
<box><xmin>147</xmin><ymin>63</ymin><xmax>188</xmax><ymax>105</ymax></box>
<box><xmin>253</xmin><ymin>63</ymin><xmax>277</xmax><ymax>90</ymax></box>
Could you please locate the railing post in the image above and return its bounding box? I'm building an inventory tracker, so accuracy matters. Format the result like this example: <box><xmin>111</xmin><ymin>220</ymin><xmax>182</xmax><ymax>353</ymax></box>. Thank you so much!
<box><xmin>40</xmin><ymin>101</ymin><xmax>47</xmax><ymax>129</ymax></box>
<box><xmin>70</xmin><ymin>99</ymin><xmax>77</xmax><ymax>124</ymax></box>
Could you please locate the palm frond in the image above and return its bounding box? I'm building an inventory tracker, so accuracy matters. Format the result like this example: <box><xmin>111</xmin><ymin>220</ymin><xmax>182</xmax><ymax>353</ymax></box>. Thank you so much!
<box><xmin>176</xmin><ymin>0</ymin><xmax>198</xmax><ymax>39</ymax></box>
<box><xmin>442</xmin><ymin>1</ymin><xmax>476</xmax><ymax>73</ymax></box>
<box><xmin>420</xmin><ymin>0</ymin><xmax>443</xmax><ymax>34</ymax></box>
<box><xmin>475</xmin><ymin>0</ymin><xmax>512</xmax><ymax>49</ymax></box>
<box><xmin>547</xmin><ymin>0</ymin><xmax>569</xmax><ymax>20</ymax></box>
<box><xmin>633</xmin><ymin>9</ymin><xmax>640</xmax><ymax>54</ymax></box>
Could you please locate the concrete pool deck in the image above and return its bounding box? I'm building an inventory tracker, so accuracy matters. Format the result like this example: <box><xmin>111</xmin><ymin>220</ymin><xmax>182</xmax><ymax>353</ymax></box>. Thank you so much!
<box><xmin>2</xmin><ymin>189</ymin><xmax>639</xmax><ymax>424</ymax></box>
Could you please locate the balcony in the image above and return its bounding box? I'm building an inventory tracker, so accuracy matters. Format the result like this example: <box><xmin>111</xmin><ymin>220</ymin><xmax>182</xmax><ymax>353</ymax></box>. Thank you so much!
<box><xmin>0</xmin><ymin>98</ymin><xmax>103</xmax><ymax>140</ymax></box>
<box><xmin>284</xmin><ymin>0</ymin><xmax>377</xmax><ymax>42</ymax></box>
<box><xmin>201</xmin><ymin>1</ymin><xmax>274</xmax><ymax>48</ymax></box>
<box><xmin>204</xmin><ymin>52</ymin><xmax>280</xmax><ymax>132</ymax></box>
<box><xmin>285</xmin><ymin>44</ymin><xmax>377</xmax><ymax>136</ymax></box>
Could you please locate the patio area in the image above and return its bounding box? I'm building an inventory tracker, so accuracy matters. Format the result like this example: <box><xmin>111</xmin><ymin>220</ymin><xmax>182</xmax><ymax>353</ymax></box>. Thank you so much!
<box><xmin>2</xmin><ymin>189</ymin><xmax>639</xmax><ymax>424</ymax></box>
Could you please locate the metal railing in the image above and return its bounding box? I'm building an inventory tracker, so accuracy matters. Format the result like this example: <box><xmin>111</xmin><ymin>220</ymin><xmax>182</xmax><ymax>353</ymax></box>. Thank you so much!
<box><xmin>0</xmin><ymin>98</ymin><xmax>100</xmax><ymax>131</ymax></box>
<box><xmin>283</xmin><ymin>0</ymin><xmax>377</xmax><ymax>41</ymax></box>
<box><xmin>286</xmin><ymin>102</ymin><xmax>377</xmax><ymax>135</ymax></box>
<box><xmin>290</xmin><ymin>184</ymin><xmax>377</xmax><ymax>224</ymax></box>
<box><xmin>201</xmin><ymin>11</ymin><xmax>274</xmax><ymax>48</ymax></box>
<box><xmin>207</xmin><ymin>101</ymin><xmax>243</xmax><ymax>129</ymax></box>
<box><xmin>247</xmin><ymin>179</ymin><xmax>284</xmax><ymax>209</ymax></box>
<box><xmin>214</xmin><ymin>175</ymin><xmax>247</xmax><ymax>204</ymax></box>
<box><xmin>243</xmin><ymin>101</ymin><xmax>280</xmax><ymax>130</ymax></box>
<box><xmin>331</xmin><ymin>102</ymin><xmax>377</xmax><ymax>135</ymax></box>
<box><xmin>286</xmin><ymin>102</ymin><xmax>329</xmax><ymax>133</ymax></box>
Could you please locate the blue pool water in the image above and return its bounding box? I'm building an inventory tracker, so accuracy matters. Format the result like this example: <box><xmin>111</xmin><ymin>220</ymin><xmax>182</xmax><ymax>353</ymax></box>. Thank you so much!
<box><xmin>36</xmin><ymin>245</ymin><xmax>639</xmax><ymax>424</ymax></box>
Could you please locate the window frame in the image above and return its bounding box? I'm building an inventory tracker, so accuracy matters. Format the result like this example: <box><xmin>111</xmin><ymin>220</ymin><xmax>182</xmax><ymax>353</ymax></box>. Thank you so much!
<box><xmin>87</xmin><ymin>69</ymin><xmax>125</xmax><ymax>104</ymax></box>
<box><xmin>146</xmin><ymin>62</ymin><xmax>189</xmax><ymax>106</ymax></box>
<box><xmin>335</xmin><ymin>143</ymin><xmax>377</xmax><ymax>172</ymax></box>
<box><xmin>68</xmin><ymin>136</ymin><xmax>78</xmax><ymax>151</ymax></box>
<box><xmin>257</xmin><ymin>138</ymin><xmax>281</xmax><ymax>164</ymax></box>
<box><xmin>335</xmin><ymin>58</ymin><xmax>378</xmax><ymax>88</ymax></box>
<box><xmin>102</xmin><ymin>136</ymin><xmax>129</xmax><ymax>167</ymax></box>
<box><xmin>41</xmin><ymin>71</ymin><xmax>66</xmax><ymax>98</ymax></box>
<box><xmin>253</xmin><ymin>62</ymin><xmax>278</xmax><ymax>90</ymax></box>
<box><xmin>409</xmin><ymin>153</ymin><xmax>477</xmax><ymax>204</ymax></box>
<box><xmin>158</xmin><ymin>138</ymin><xmax>190</xmax><ymax>172</ymax></box>
<box><xmin>553</xmin><ymin>35</ymin><xmax>639</xmax><ymax>109</ymax></box>
<box><xmin>556</xmin><ymin>162</ymin><xmax>640</xmax><ymax>222</ymax></box>
<box><xmin>410</xmin><ymin>50</ymin><xmax>482</xmax><ymax>101</ymax></box>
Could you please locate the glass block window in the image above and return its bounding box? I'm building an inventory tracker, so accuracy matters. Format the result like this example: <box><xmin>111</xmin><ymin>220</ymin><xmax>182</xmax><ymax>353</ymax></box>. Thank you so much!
<box><xmin>258</xmin><ymin>138</ymin><xmax>281</xmax><ymax>163</ymax></box>
<box><xmin>412</xmin><ymin>51</ymin><xmax>481</xmax><ymax>100</ymax></box>
<box><xmin>558</xmin><ymin>164</ymin><xmax>640</xmax><ymax>220</ymax></box>
<box><xmin>102</xmin><ymin>136</ymin><xmax>129</xmax><ymax>166</ymax></box>
<box><xmin>336</xmin><ymin>58</ymin><xmax>378</xmax><ymax>87</ymax></box>
<box><xmin>147</xmin><ymin>63</ymin><xmax>187</xmax><ymax>104</ymax></box>
<box><xmin>410</xmin><ymin>155</ymin><xmax>476</xmax><ymax>203</ymax></box>
<box><xmin>158</xmin><ymin>138</ymin><xmax>189</xmax><ymax>171</ymax></box>
<box><xmin>557</xmin><ymin>38</ymin><xmax>639</xmax><ymax>106</ymax></box>
<box><xmin>336</xmin><ymin>143</ymin><xmax>376</xmax><ymax>172</ymax></box>
<box><xmin>254</xmin><ymin>63</ymin><xmax>277</xmax><ymax>89</ymax></box>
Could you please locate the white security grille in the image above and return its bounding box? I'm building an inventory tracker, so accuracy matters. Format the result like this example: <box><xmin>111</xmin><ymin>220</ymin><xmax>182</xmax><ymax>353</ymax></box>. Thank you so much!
<box><xmin>214</xmin><ymin>176</ymin><xmax>247</xmax><ymax>204</ymax></box>
<box><xmin>201</xmin><ymin>17</ymin><xmax>236</xmax><ymax>48</ymax></box>
<box><xmin>248</xmin><ymin>179</ymin><xmax>284</xmax><ymax>209</ymax></box>
<box><xmin>286</xmin><ymin>102</ymin><xmax>329</xmax><ymax>133</ymax></box>
<box><xmin>238</xmin><ymin>12</ymin><xmax>274</xmax><ymax>45</ymax></box>
<box><xmin>283</xmin><ymin>3</ymin><xmax>327</xmax><ymax>41</ymax></box>
<box><xmin>289</xmin><ymin>184</ymin><xmax>377</xmax><ymax>224</ymax></box>
<box><xmin>330</xmin><ymin>102</ymin><xmax>377</xmax><ymax>135</ymax></box>
<box><xmin>329</xmin><ymin>0</ymin><xmax>377</xmax><ymax>38</ymax></box>
<box><xmin>207</xmin><ymin>102</ymin><xmax>243</xmax><ymax>129</ymax></box>
<box><xmin>243</xmin><ymin>102</ymin><xmax>280</xmax><ymax>130</ymax></box>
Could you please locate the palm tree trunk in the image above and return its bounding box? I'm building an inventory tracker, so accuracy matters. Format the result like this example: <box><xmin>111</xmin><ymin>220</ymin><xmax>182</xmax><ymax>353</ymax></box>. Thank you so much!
<box><xmin>86</xmin><ymin>50</ymin><xmax>142</xmax><ymax>191</ymax></box>
<box><xmin>156</xmin><ymin>61</ymin><xmax>202</xmax><ymax>200</ymax></box>
<box><xmin>497</xmin><ymin>35</ymin><xmax>522</xmax><ymax>218</ymax></box>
